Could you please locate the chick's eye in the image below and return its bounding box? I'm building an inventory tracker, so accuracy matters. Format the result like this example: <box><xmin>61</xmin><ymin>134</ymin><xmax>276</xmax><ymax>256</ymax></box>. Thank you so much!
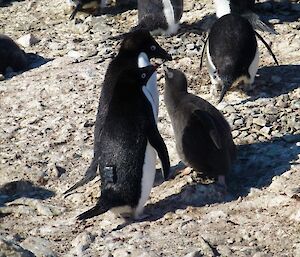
<box><xmin>141</xmin><ymin>73</ymin><xmax>146</xmax><ymax>79</ymax></box>
<box><xmin>150</xmin><ymin>45</ymin><xmax>156</xmax><ymax>51</ymax></box>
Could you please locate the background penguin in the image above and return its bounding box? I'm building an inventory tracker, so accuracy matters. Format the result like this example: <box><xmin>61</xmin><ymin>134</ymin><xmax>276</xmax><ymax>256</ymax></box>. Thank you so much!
<box><xmin>213</xmin><ymin>0</ymin><xmax>277</xmax><ymax>34</ymax></box>
<box><xmin>206</xmin><ymin>14</ymin><xmax>259</xmax><ymax>103</ymax></box>
<box><xmin>164</xmin><ymin>67</ymin><xmax>236</xmax><ymax>188</ymax></box>
<box><xmin>135</xmin><ymin>0</ymin><xmax>183</xmax><ymax>35</ymax></box>
<box><xmin>0</xmin><ymin>34</ymin><xmax>28</xmax><ymax>76</ymax></box>
<box><xmin>63</xmin><ymin>29</ymin><xmax>172</xmax><ymax>196</ymax></box>
<box><xmin>67</xmin><ymin>0</ymin><xmax>107</xmax><ymax>20</ymax></box>
<box><xmin>77</xmin><ymin>65</ymin><xmax>170</xmax><ymax>220</ymax></box>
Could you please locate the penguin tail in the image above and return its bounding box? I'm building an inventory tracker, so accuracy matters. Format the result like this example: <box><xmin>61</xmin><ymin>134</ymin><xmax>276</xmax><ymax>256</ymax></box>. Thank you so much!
<box><xmin>219</xmin><ymin>76</ymin><xmax>251</xmax><ymax>103</ymax></box>
<box><xmin>63</xmin><ymin>158</ymin><xmax>98</xmax><ymax>197</ymax></box>
<box><xmin>77</xmin><ymin>201</ymin><xmax>109</xmax><ymax>220</ymax></box>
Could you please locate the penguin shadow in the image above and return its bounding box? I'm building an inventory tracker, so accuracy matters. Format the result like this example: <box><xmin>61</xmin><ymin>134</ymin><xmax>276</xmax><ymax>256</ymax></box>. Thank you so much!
<box><xmin>141</xmin><ymin>135</ymin><xmax>299</xmax><ymax>222</ymax></box>
<box><xmin>255</xmin><ymin>1</ymin><xmax>300</xmax><ymax>23</ymax></box>
<box><xmin>228</xmin><ymin>134</ymin><xmax>300</xmax><ymax>197</ymax></box>
<box><xmin>4</xmin><ymin>53</ymin><xmax>52</xmax><ymax>79</ymax></box>
<box><xmin>0</xmin><ymin>0</ymin><xmax>24</xmax><ymax>7</ymax></box>
<box><xmin>179</xmin><ymin>14</ymin><xmax>216</xmax><ymax>35</ymax></box>
<box><xmin>98</xmin><ymin>2</ymin><xmax>137</xmax><ymax>16</ymax></box>
<box><xmin>240</xmin><ymin>64</ymin><xmax>300</xmax><ymax>102</ymax></box>
<box><xmin>0</xmin><ymin>180</ymin><xmax>55</xmax><ymax>207</ymax></box>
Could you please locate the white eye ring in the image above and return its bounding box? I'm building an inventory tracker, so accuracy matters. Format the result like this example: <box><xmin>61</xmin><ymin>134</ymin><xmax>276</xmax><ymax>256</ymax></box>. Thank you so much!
<box><xmin>167</xmin><ymin>71</ymin><xmax>174</xmax><ymax>79</ymax></box>
<box><xmin>141</xmin><ymin>73</ymin><xmax>146</xmax><ymax>79</ymax></box>
<box><xmin>150</xmin><ymin>45</ymin><xmax>156</xmax><ymax>51</ymax></box>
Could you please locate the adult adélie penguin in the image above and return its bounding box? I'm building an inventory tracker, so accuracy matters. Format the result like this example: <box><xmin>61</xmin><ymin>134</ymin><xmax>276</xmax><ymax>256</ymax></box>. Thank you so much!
<box><xmin>213</xmin><ymin>0</ymin><xmax>277</xmax><ymax>34</ymax></box>
<box><xmin>68</xmin><ymin>0</ymin><xmax>107</xmax><ymax>20</ymax></box>
<box><xmin>164</xmin><ymin>67</ymin><xmax>236</xmax><ymax>189</ymax></box>
<box><xmin>63</xmin><ymin>29</ymin><xmax>172</xmax><ymax>196</ymax></box>
<box><xmin>77</xmin><ymin>65</ymin><xmax>170</xmax><ymax>220</ymax></box>
<box><xmin>135</xmin><ymin>0</ymin><xmax>183</xmax><ymax>35</ymax></box>
<box><xmin>206</xmin><ymin>14</ymin><xmax>259</xmax><ymax>102</ymax></box>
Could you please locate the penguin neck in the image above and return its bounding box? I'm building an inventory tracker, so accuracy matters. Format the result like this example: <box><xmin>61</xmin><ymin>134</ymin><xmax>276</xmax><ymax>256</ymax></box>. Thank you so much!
<box><xmin>214</xmin><ymin>0</ymin><xmax>231</xmax><ymax>18</ymax></box>
<box><xmin>164</xmin><ymin>84</ymin><xmax>186</xmax><ymax>111</ymax></box>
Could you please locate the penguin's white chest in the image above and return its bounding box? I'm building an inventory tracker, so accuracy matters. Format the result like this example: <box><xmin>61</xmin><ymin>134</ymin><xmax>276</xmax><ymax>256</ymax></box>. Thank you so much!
<box><xmin>162</xmin><ymin>0</ymin><xmax>179</xmax><ymax>35</ymax></box>
<box><xmin>214</xmin><ymin>0</ymin><xmax>231</xmax><ymax>18</ymax></box>
<box><xmin>138</xmin><ymin>52</ymin><xmax>159</xmax><ymax>122</ymax></box>
<box><xmin>134</xmin><ymin>143</ymin><xmax>156</xmax><ymax>218</ymax></box>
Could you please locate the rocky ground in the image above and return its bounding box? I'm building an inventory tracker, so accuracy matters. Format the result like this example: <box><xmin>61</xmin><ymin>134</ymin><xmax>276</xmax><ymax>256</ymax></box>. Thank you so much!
<box><xmin>0</xmin><ymin>0</ymin><xmax>300</xmax><ymax>256</ymax></box>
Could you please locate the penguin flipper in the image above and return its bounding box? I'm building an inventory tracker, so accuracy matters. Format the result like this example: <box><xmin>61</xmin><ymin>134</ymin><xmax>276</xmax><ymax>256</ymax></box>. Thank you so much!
<box><xmin>192</xmin><ymin>110</ymin><xmax>222</xmax><ymax>150</ymax></box>
<box><xmin>63</xmin><ymin>159</ymin><xmax>98</xmax><ymax>196</ymax></box>
<box><xmin>200</xmin><ymin>34</ymin><xmax>208</xmax><ymax>71</ymax></box>
<box><xmin>77</xmin><ymin>202</ymin><xmax>109</xmax><ymax>220</ymax></box>
<box><xmin>242</xmin><ymin>12</ymin><xmax>277</xmax><ymax>35</ymax></box>
<box><xmin>255</xmin><ymin>31</ymin><xmax>279</xmax><ymax>66</ymax></box>
<box><xmin>147</xmin><ymin>123</ymin><xmax>170</xmax><ymax>180</ymax></box>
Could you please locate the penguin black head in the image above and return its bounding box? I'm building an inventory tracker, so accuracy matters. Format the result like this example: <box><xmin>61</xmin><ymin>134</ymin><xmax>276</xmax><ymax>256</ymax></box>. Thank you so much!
<box><xmin>119</xmin><ymin>29</ymin><xmax>172</xmax><ymax>61</ymax></box>
<box><xmin>116</xmin><ymin>65</ymin><xmax>158</xmax><ymax>92</ymax></box>
<box><xmin>164</xmin><ymin>67</ymin><xmax>188</xmax><ymax>93</ymax></box>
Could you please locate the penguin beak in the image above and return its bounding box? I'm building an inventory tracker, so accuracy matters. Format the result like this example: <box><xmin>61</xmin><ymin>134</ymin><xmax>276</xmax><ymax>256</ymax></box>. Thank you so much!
<box><xmin>163</xmin><ymin>66</ymin><xmax>174</xmax><ymax>79</ymax></box>
<box><xmin>155</xmin><ymin>45</ymin><xmax>172</xmax><ymax>61</ymax></box>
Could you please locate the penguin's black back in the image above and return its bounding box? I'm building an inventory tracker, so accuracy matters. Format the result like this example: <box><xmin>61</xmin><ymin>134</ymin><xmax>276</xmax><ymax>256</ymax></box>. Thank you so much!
<box><xmin>209</xmin><ymin>14</ymin><xmax>257</xmax><ymax>81</ymax></box>
<box><xmin>230</xmin><ymin>0</ymin><xmax>255</xmax><ymax>13</ymax></box>
<box><xmin>97</xmin><ymin>72</ymin><xmax>155</xmax><ymax>207</ymax></box>
<box><xmin>181</xmin><ymin>95</ymin><xmax>236</xmax><ymax>178</ymax></box>
<box><xmin>0</xmin><ymin>35</ymin><xmax>27</xmax><ymax>74</ymax></box>
<box><xmin>138</xmin><ymin>0</ymin><xmax>183</xmax><ymax>30</ymax></box>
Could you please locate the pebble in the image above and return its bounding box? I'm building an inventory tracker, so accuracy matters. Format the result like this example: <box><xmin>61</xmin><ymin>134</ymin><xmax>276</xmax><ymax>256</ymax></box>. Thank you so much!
<box><xmin>184</xmin><ymin>251</ymin><xmax>203</xmax><ymax>257</ymax></box>
<box><xmin>17</xmin><ymin>34</ymin><xmax>40</xmax><ymax>47</ymax></box>
<box><xmin>21</xmin><ymin>236</ymin><xmax>57</xmax><ymax>257</ymax></box>
<box><xmin>0</xmin><ymin>236</ymin><xmax>35</xmax><ymax>257</ymax></box>
<box><xmin>253</xmin><ymin>117</ymin><xmax>267</xmax><ymax>127</ymax></box>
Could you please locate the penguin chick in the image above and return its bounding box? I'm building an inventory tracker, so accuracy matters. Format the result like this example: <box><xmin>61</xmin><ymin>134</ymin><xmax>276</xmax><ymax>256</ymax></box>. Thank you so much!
<box><xmin>77</xmin><ymin>65</ymin><xmax>170</xmax><ymax>220</ymax></box>
<box><xmin>0</xmin><ymin>35</ymin><xmax>28</xmax><ymax>76</ymax></box>
<box><xmin>213</xmin><ymin>0</ymin><xmax>277</xmax><ymax>34</ymax></box>
<box><xmin>63</xmin><ymin>29</ymin><xmax>172</xmax><ymax>196</ymax></box>
<box><xmin>206</xmin><ymin>14</ymin><xmax>259</xmax><ymax>103</ymax></box>
<box><xmin>67</xmin><ymin>0</ymin><xmax>106</xmax><ymax>20</ymax></box>
<box><xmin>164</xmin><ymin>67</ymin><xmax>236</xmax><ymax>187</ymax></box>
<box><xmin>135</xmin><ymin>0</ymin><xmax>183</xmax><ymax>35</ymax></box>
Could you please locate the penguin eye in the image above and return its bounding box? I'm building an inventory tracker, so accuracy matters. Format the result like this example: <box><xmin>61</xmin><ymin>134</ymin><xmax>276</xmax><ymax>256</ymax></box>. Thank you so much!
<box><xmin>150</xmin><ymin>45</ymin><xmax>156</xmax><ymax>51</ymax></box>
<box><xmin>141</xmin><ymin>73</ymin><xmax>146</xmax><ymax>79</ymax></box>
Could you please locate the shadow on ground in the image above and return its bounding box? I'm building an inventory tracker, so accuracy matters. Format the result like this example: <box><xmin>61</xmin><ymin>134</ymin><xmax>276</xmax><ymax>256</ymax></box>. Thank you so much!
<box><xmin>243</xmin><ymin>65</ymin><xmax>300</xmax><ymax>101</ymax></box>
<box><xmin>141</xmin><ymin>134</ymin><xmax>300</xmax><ymax>222</ymax></box>
<box><xmin>0</xmin><ymin>180</ymin><xmax>55</xmax><ymax>206</ymax></box>
<box><xmin>5</xmin><ymin>53</ymin><xmax>52</xmax><ymax>79</ymax></box>
<box><xmin>0</xmin><ymin>0</ymin><xmax>24</xmax><ymax>7</ymax></box>
<box><xmin>255</xmin><ymin>1</ymin><xmax>300</xmax><ymax>23</ymax></box>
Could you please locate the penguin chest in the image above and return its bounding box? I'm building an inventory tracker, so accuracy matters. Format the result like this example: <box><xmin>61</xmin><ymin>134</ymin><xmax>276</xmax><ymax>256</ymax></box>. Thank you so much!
<box><xmin>134</xmin><ymin>142</ymin><xmax>157</xmax><ymax>218</ymax></box>
<box><xmin>206</xmin><ymin>43</ymin><xmax>222</xmax><ymax>86</ymax></box>
<box><xmin>162</xmin><ymin>0</ymin><xmax>179</xmax><ymax>35</ymax></box>
<box><xmin>138</xmin><ymin>52</ymin><xmax>159</xmax><ymax>122</ymax></box>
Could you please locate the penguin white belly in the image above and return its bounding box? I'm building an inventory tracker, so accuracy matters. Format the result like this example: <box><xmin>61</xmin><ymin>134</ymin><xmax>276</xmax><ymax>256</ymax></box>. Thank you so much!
<box><xmin>206</xmin><ymin>44</ymin><xmax>222</xmax><ymax>86</ymax></box>
<box><xmin>248</xmin><ymin>48</ymin><xmax>259</xmax><ymax>84</ymax></box>
<box><xmin>138</xmin><ymin>52</ymin><xmax>159</xmax><ymax>121</ymax></box>
<box><xmin>214</xmin><ymin>0</ymin><xmax>231</xmax><ymax>18</ymax></box>
<box><xmin>162</xmin><ymin>0</ymin><xmax>179</xmax><ymax>35</ymax></box>
<box><xmin>134</xmin><ymin>143</ymin><xmax>157</xmax><ymax>218</ymax></box>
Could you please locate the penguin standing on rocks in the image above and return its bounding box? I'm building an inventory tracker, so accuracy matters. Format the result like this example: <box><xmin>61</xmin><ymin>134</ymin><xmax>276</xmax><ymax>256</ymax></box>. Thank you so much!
<box><xmin>77</xmin><ymin>65</ymin><xmax>170</xmax><ymax>220</ymax></box>
<box><xmin>206</xmin><ymin>14</ymin><xmax>259</xmax><ymax>102</ymax></box>
<box><xmin>67</xmin><ymin>0</ymin><xmax>107</xmax><ymax>20</ymax></box>
<box><xmin>164</xmin><ymin>67</ymin><xmax>236</xmax><ymax>188</ymax></box>
<box><xmin>0</xmin><ymin>35</ymin><xmax>28</xmax><ymax>76</ymax></box>
<box><xmin>136</xmin><ymin>0</ymin><xmax>183</xmax><ymax>35</ymax></box>
<box><xmin>63</xmin><ymin>29</ymin><xmax>172</xmax><ymax>196</ymax></box>
<box><xmin>213</xmin><ymin>0</ymin><xmax>277</xmax><ymax>34</ymax></box>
